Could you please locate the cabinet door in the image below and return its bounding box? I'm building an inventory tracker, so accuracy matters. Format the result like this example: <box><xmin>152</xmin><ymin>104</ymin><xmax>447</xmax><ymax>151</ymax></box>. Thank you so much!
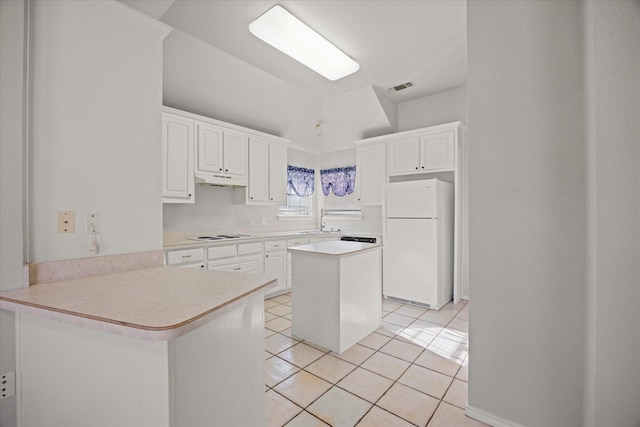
<box><xmin>223</xmin><ymin>130</ymin><xmax>248</xmax><ymax>180</ymax></box>
<box><xmin>248</xmin><ymin>137</ymin><xmax>270</xmax><ymax>202</ymax></box>
<box><xmin>356</xmin><ymin>143</ymin><xmax>386</xmax><ymax>205</ymax></box>
<box><xmin>265</xmin><ymin>251</ymin><xmax>287</xmax><ymax>295</ymax></box>
<box><xmin>388</xmin><ymin>135</ymin><xmax>420</xmax><ymax>175</ymax></box>
<box><xmin>420</xmin><ymin>129</ymin><xmax>455</xmax><ymax>171</ymax></box>
<box><xmin>162</xmin><ymin>113</ymin><xmax>194</xmax><ymax>203</ymax></box>
<box><xmin>268</xmin><ymin>142</ymin><xmax>287</xmax><ymax>204</ymax></box>
<box><xmin>196</xmin><ymin>122</ymin><xmax>224</xmax><ymax>174</ymax></box>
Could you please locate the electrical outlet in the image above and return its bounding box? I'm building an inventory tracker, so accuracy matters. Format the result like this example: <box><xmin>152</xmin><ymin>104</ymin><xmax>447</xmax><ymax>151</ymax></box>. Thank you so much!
<box><xmin>57</xmin><ymin>211</ymin><xmax>75</xmax><ymax>233</ymax></box>
<box><xmin>89</xmin><ymin>242</ymin><xmax>99</xmax><ymax>255</ymax></box>
<box><xmin>85</xmin><ymin>213</ymin><xmax>101</xmax><ymax>234</ymax></box>
<box><xmin>0</xmin><ymin>371</ymin><xmax>15</xmax><ymax>399</ymax></box>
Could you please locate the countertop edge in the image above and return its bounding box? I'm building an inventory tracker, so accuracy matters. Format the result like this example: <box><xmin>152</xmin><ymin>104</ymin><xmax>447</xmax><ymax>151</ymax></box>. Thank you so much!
<box><xmin>288</xmin><ymin>242</ymin><xmax>383</xmax><ymax>256</ymax></box>
<box><xmin>0</xmin><ymin>273</ymin><xmax>277</xmax><ymax>342</ymax></box>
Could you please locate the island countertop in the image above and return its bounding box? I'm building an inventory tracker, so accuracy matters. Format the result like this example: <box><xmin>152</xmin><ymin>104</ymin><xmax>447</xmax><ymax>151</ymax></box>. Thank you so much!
<box><xmin>288</xmin><ymin>240</ymin><xmax>382</xmax><ymax>256</ymax></box>
<box><xmin>0</xmin><ymin>266</ymin><xmax>276</xmax><ymax>341</ymax></box>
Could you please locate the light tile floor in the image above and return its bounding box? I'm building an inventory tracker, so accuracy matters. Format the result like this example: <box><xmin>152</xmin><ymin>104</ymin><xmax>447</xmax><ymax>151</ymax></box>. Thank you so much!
<box><xmin>264</xmin><ymin>293</ymin><xmax>488</xmax><ymax>427</ymax></box>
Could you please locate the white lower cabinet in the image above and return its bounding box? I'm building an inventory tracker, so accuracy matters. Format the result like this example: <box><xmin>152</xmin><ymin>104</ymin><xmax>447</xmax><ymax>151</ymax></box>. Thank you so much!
<box><xmin>164</xmin><ymin>234</ymin><xmax>341</xmax><ymax>296</ymax></box>
<box><xmin>264</xmin><ymin>240</ymin><xmax>287</xmax><ymax>297</ymax></box>
<box><xmin>286</xmin><ymin>237</ymin><xmax>309</xmax><ymax>290</ymax></box>
<box><xmin>207</xmin><ymin>243</ymin><xmax>262</xmax><ymax>274</ymax></box>
<box><xmin>165</xmin><ymin>247</ymin><xmax>205</xmax><ymax>269</ymax></box>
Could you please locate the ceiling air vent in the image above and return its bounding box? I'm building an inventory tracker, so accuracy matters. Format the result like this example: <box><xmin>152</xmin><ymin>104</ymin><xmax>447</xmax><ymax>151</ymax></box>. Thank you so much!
<box><xmin>387</xmin><ymin>81</ymin><xmax>415</xmax><ymax>93</ymax></box>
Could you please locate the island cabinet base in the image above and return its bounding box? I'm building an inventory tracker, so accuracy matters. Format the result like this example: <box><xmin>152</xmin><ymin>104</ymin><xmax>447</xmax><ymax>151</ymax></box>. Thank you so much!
<box><xmin>17</xmin><ymin>294</ymin><xmax>265</xmax><ymax>427</ymax></box>
<box><xmin>291</xmin><ymin>248</ymin><xmax>382</xmax><ymax>354</ymax></box>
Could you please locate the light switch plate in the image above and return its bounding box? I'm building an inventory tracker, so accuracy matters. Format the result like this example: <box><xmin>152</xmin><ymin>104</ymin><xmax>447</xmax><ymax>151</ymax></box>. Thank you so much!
<box><xmin>57</xmin><ymin>211</ymin><xmax>75</xmax><ymax>233</ymax></box>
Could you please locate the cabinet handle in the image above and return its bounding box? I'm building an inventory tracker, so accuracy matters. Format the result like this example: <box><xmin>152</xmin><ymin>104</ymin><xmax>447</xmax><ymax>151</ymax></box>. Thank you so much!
<box><xmin>182</xmin><ymin>255</ymin><xmax>192</xmax><ymax>258</ymax></box>
<box><xmin>188</xmin><ymin>194</ymin><xmax>192</xmax><ymax>197</ymax></box>
<box><xmin>219</xmin><ymin>168</ymin><xmax>223</xmax><ymax>171</ymax></box>
<box><xmin>225</xmin><ymin>169</ymin><xmax>228</xmax><ymax>172</ymax></box>
<box><xmin>265</xmin><ymin>254</ymin><xmax>269</xmax><ymax>258</ymax></box>
<box><xmin>415</xmin><ymin>166</ymin><xmax>419</xmax><ymax>170</ymax></box>
<box><xmin>200</xmin><ymin>265</ymin><xmax>204</xmax><ymax>269</ymax></box>
<box><xmin>233</xmin><ymin>267</ymin><xmax>241</xmax><ymax>271</ymax></box>
<box><xmin>273</xmin><ymin>244</ymin><xmax>279</xmax><ymax>247</ymax></box>
<box><xmin>421</xmin><ymin>166</ymin><xmax>425</xmax><ymax>169</ymax></box>
<box><xmin>250</xmin><ymin>196</ymin><xmax>254</xmax><ymax>200</ymax></box>
<box><xmin>270</xmin><ymin>197</ymin><xmax>273</xmax><ymax>200</ymax></box>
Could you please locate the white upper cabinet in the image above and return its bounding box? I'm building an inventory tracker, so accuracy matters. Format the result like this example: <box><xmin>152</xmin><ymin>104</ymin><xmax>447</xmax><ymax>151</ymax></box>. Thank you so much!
<box><xmin>244</xmin><ymin>137</ymin><xmax>287</xmax><ymax>205</ymax></box>
<box><xmin>196</xmin><ymin>121</ymin><xmax>248</xmax><ymax>186</ymax></box>
<box><xmin>162</xmin><ymin>112</ymin><xmax>195</xmax><ymax>204</ymax></box>
<box><xmin>420</xmin><ymin>129</ymin><xmax>455</xmax><ymax>171</ymax></box>
<box><xmin>268</xmin><ymin>141</ymin><xmax>287</xmax><ymax>204</ymax></box>
<box><xmin>355</xmin><ymin>142</ymin><xmax>386</xmax><ymax>205</ymax></box>
<box><xmin>389</xmin><ymin>128</ymin><xmax>455</xmax><ymax>175</ymax></box>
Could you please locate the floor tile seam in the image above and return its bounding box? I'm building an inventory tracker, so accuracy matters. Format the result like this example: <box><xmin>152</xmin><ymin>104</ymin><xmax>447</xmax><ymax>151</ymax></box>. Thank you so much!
<box><xmin>358</xmin><ymin>349</ymin><xmax>414</xmax><ymax>382</ymax></box>
<box><xmin>428</xmin><ymin>332</ymin><xmax>469</xmax><ymax>355</ymax></box>
<box><xmin>423</xmin><ymin>399</ymin><xmax>446</xmax><ymax>427</ymax></box>
<box><xmin>395</xmin><ymin>364</ymin><xmax>455</xmax><ymax>401</ymax></box>
<box><xmin>366</xmin><ymin>381</ymin><xmax>427</xmax><ymax>427</ymax></box>
<box><xmin>264</xmin><ymin>357</ymin><xmax>301</xmax><ymax>389</ymax></box>
<box><xmin>291</xmin><ymin>410</ymin><xmax>330</xmax><ymax>427</ymax></box>
<box><xmin>300</xmin><ymin>361</ymin><xmax>356</xmax><ymax>386</ymax></box>
<box><xmin>267</xmin><ymin>388</ymin><xmax>305</xmax><ymax>425</ymax></box>
<box><xmin>377</xmin><ymin>347</ymin><xmax>422</xmax><ymax>364</ymax></box>
<box><xmin>439</xmin><ymin>377</ymin><xmax>466</xmax><ymax>410</ymax></box>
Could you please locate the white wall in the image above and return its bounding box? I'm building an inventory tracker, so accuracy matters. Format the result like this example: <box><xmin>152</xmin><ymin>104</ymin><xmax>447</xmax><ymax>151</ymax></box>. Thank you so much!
<box><xmin>0</xmin><ymin>1</ymin><xmax>25</xmax><ymax>424</ymax></box>
<box><xmin>398</xmin><ymin>86</ymin><xmax>467</xmax><ymax>131</ymax></box>
<box><xmin>29</xmin><ymin>0</ymin><xmax>166</xmax><ymax>262</ymax></box>
<box><xmin>466</xmin><ymin>1</ymin><xmax>585</xmax><ymax>426</ymax></box>
<box><xmin>583</xmin><ymin>1</ymin><xmax>640</xmax><ymax>426</ymax></box>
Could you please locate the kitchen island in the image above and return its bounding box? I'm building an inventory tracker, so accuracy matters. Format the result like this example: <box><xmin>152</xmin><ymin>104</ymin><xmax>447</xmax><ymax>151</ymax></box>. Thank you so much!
<box><xmin>0</xmin><ymin>265</ymin><xmax>275</xmax><ymax>427</ymax></box>
<box><xmin>289</xmin><ymin>240</ymin><xmax>382</xmax><ymax>354</ymax></box>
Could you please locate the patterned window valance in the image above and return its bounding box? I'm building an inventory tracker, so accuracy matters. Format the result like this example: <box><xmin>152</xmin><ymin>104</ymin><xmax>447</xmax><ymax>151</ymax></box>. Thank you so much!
<box><xmin>320</xmin><ymin>166</ymin><xmax>356</xmax><ymax>197</ymax></box>
<box><xmin>287</xmin><ymin>165</ymin><xmax>315</xmax><ymax>196</ymax></box>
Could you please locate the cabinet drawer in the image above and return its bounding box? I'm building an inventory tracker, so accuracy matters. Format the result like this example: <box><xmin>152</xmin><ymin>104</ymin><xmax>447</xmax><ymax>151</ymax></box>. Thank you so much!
<box><xmin>286</xmin><ymin>237</ymin><xmax>308</xmax><ymax>247</ymax></box>
<box><xmin>238</xmin><ymin>242</ymin><xmax>262</xmax><ymax>255</ymax></box>
<box><xmin>264</xmin><ymin>240</ymin><xmax>286</xmax><ymax>252</ymax></box>
<box><xmin>209</xmin><ymin>258</ymin><xmax>261</xmax><ymax>274</ymax></box>
<box><xmin>207</xmin><ymin>245</ymin><xmax>237</xmax><ymax>260</ymax></box>
<box><xmin>166</xmin><ymin>248</ymin><xmax>204</xmax><ymax>265</ymax></box>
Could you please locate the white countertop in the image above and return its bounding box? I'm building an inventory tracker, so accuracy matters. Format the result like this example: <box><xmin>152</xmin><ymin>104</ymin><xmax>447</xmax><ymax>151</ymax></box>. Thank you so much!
<box><xmin>288</xmin><ymin>240</ymin><xmax>382</xmax><ymax>256</ymax></box>
<box><xmin>0</xmin><ymin>266</ymin><xmax>275</xmax><ymax>341</ymax></box>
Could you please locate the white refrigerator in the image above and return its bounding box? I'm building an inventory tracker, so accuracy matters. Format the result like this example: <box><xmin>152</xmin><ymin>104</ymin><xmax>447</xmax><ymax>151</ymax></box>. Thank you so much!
<box><xmin>383</xmin><ymin>178</ymin><xmax>454</xmax><ymax>309</ymax></box>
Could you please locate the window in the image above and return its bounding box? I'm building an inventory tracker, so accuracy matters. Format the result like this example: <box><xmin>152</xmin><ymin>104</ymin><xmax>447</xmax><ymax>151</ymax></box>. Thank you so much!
<box><xmin>279</xmin><ymin>165</ymin><xmax>315</xmax><ymax>217</ymax></box>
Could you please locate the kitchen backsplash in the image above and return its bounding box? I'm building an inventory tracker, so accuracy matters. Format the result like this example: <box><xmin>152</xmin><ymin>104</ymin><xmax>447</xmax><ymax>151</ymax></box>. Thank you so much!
<box><xmin>163</xmin><ymin>185</ymin><xmax>316</xmax><ymax>233</ymax></box>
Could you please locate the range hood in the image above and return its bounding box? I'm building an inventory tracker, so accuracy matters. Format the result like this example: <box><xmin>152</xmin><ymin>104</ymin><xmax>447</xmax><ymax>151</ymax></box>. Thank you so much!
<box><xmin>195</xmin><ymin>172</ymin><xmax>248</xmax><ymax>187</ymax></box>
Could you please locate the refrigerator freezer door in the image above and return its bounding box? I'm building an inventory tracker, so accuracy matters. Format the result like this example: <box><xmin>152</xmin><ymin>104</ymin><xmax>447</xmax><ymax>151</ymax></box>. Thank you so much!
<box><xmin>385</xmin><ymin>180</ymin><xmax>438</xmax><ymax>218</ymax></box>
<box><xmin>383</xmin><ymin>218</ymin><xmax>438</xmax><ymax>305</ymax></box>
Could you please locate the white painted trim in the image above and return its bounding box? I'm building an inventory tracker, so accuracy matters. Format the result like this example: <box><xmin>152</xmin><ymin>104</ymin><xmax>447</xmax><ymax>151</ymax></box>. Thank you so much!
<box><xmin>465</xmin><ymin>404</ymin><xmax>526</xmax><ymax>427</ymax></box>
<box><xmin>89</xmin><ymin>0</ymin><xmax>173</xmax><ymax>38</ymax></box>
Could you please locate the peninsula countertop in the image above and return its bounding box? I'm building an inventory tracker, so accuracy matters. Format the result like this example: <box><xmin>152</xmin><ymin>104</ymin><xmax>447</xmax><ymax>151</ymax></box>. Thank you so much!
<box><xmin>288</xmin><ymin>240</ymin><xmax>382</xmax><ymax>256</ymax></box>
<box><xmin>0</xmin><ymin>266</ymin><xmax>276</xmax><ymax>341</ymax></box>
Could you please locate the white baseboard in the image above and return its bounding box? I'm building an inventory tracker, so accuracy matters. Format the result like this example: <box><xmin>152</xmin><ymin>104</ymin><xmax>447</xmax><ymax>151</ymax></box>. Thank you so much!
<box><xmin>465</xmin><ymin>404</ymin><xmax>525</xmax><ymax>427</ymax></box>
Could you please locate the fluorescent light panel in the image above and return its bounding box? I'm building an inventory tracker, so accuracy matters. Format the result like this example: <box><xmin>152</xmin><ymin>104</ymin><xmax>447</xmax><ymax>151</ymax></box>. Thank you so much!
<box><xmin>249</xmin><ymin>5</ymin><xmax>359</xmax><ymax>81</ymax></box>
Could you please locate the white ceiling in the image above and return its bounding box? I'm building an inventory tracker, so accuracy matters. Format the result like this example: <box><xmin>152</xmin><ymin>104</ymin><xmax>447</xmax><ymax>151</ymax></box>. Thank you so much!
<box><xmin>120</xmin><ymin>0</ymin><xmax>467</xmax><ymax>153</ymax></box>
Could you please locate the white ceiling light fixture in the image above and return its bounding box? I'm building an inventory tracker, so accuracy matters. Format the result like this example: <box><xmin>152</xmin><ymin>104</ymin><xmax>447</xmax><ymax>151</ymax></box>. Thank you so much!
<box><xmin>249</xmin><ymin>5</ymin><xmax>359</xmax><ymax>81</ymax></box>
